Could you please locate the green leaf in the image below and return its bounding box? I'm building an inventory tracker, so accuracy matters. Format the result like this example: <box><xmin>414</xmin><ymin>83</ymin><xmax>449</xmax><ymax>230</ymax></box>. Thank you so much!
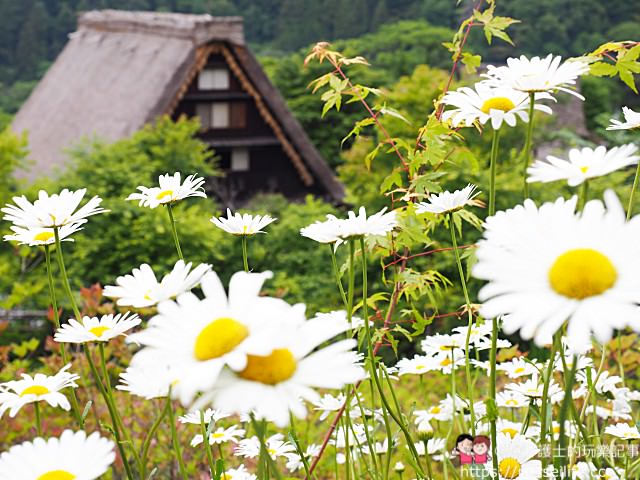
<box><xmin>461</xmin><ymin>52</ymin><xmax>482</xmax><ymax>74</ymax></box>
<box><xmin>589</xmin><ymin>61</ymin><xmax>617</xmax><ymax>77</ymax></box>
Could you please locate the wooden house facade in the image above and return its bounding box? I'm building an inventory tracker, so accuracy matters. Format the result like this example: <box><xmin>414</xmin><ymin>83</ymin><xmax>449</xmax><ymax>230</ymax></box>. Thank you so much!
<box><xmin>11</xmin><ymin>10</ymin><xmax>344</xmax><ymax>205</ymax></box>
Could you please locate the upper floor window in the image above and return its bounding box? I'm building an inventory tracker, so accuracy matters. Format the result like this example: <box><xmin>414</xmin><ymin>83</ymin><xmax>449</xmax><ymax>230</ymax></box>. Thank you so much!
<box><xmin>196</xmin><ymin>102</ymin><xmax>246</xmax><ymax>130</ymax></box>
<box><xmin>198</xmin><ymin>67</ymin><xmax>230</xmax><ymax>90</ymax></box>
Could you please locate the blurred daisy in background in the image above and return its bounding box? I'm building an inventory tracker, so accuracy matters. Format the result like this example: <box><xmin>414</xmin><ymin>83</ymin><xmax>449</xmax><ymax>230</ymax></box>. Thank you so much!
<box><xmin>234</xmin><ymin>434</ymin><xmax>296</xmax><ymax>460</ymax></box>
<box><xmin>473</xmin><ymin>191</ymin><xmax>640</xmax><ymax>351</ymax></box>
<box><xmin>3</xmin><ymin>223</ymin><xmax>84</xmax><ymax>246</ymax></box>
<box><xmin>116</xmin><ymin>364</ymin><xmax>176</xmax><ymax>400</ymax></box>
<box><xmin>126</xmin><ymin>172</ymin><xmax>206</xmax><ymax>208</ymax></box>
<box><xmin>527</xmin><ymin>144</ymin><xmax>639</xmax><ymax>186</ymax></box>
<box><xmin>2</xmin><ymin>188</ymin><xmax>107</xmax><ymax>229</ymax></box>
<box><xmin>127</xmin><ymin>270</ymin><xmax>303</xmax><ymax>406</ymax></box>
<box><xmin>219</xmin><ymin>464</ymin><xmax>257</xmax><ymax>480</ymax></box>
<box><xmin>496</xmin><ymin>391</ymin><xmax>529</xmax><ymax>409</ymax></box>
<box><xmin>497</xmin><ymin>357</ymin><xmax>539</xmax><ymax>379</ymax></box>
<box><xmin>300</xmin><ymin>215</ymin><xmax>344</xmax><ymax>244</ymax></box>
<box><xmin>604</xmin><ymin>422</ymin><xmax>640</xmax><ymax>440</ymax></box>
<box><xmin>0</xmin><ymin>365</ymin><xmax>79</xmax><ymax>418</ymax></box>
<box><xmin>416</xmin><ymin>184</ymin><xmax>481</xmax><ymax>215</ymax></box>
<box><xmin>608</xmin><ymin>106</ymin><xmax>640</xmax><ymax>131</ymax></box>
<box><xmin>190</xmin><ymin>425</ymin><xmax>246</xmax><ymax>447</ymax></box>
<box><xmin>210</xmin><ymin>209</ymin><xmax>276</xmax><ymax>235</ymax></box>
<box><xmin>54</xmin><ymin>312</ymin><xmax>141</xmax><ymax>344</ymax></box>
<box><xmin>179</xmin><ymin>408</ymin><xmax>229</xmax><ymax>425</ymax></box>
<box><xmin>103</xmin><ymin>260</ymin><xmax>210</xmax><ymax>308</ymax></box>
<box><xmin>483</xmin><ymin>54</ymin><xmax>589</xmax><ymax>99</ymax></box>
<box><xmin>441</xmin><ymin>83</ymin><xmax>552</xmax><ymax>129</ymax></box>
<box><xmin>0</xmin><ymin>430</ymin><xmax>115</xmax><ymax>480</ymax></box>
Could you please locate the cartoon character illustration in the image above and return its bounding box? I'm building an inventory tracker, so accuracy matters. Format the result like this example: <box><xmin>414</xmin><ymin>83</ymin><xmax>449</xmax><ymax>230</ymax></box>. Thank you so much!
<box><xmin>452</xmin><ymin>433</ymin><xmax>474</xmax><ymax>465</ymax></box>
<box><xmin>472</xmin><ymin>435</ymin><xmax>491</xmax><ymax>464</ymax></box>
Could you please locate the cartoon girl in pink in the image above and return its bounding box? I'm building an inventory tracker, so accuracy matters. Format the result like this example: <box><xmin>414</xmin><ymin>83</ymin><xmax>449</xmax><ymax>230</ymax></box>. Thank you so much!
<box><xmin>452</xmin><ymin>434</ymin><xmax>474</xmax><ymax>465</ymax></box>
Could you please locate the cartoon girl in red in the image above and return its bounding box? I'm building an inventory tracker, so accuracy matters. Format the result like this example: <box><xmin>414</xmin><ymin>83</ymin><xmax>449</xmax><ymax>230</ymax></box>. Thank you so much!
<box><xmin>472</xmin><ymin>435</ymin><xmax>491</xmax><ymax>464</ymax></box>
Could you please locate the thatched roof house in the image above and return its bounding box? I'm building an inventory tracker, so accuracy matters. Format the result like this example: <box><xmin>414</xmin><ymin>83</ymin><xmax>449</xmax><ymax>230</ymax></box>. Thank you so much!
<box><xmin>12</xmin><ymin>10</ymin><xmax>344</xmax><ymax>204</ymax></box>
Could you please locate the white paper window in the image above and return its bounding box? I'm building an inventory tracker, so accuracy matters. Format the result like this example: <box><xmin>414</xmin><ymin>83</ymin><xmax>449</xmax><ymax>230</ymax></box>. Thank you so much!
<box><xmin>231</xmin><ymin>148</ymin><xmax>250</xmax><ymax>172</ymax></box>
<box><xmin>198</xmin><ymin>68</ymin><xmax>230</xmax><ymax>90</ymax></box>
<box><xmin>211</xmin><ymin>103</ymin><xmax>230</xmax><ymax>128</ymax></box>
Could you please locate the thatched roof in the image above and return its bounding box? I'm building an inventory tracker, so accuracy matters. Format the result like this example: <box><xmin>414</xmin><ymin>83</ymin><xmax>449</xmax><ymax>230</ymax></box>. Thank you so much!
<box><xmin>12</xmin><ymin>10</ymin><xmax>344</xmax><ymax>201</ymax></box>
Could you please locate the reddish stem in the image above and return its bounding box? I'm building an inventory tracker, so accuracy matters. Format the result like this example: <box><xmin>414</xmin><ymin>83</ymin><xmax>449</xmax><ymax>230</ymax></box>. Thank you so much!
<box><xmin>384</xmin><ymin>244</ymin><xmax>476</xmax><ymax>269</ymax></box>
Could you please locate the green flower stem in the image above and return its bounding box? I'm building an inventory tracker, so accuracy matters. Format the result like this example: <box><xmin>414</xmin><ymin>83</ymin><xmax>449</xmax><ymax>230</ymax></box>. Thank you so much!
<box><xmin>347</xmin><ymin>239</ymin><xmax>356</xmax><ymax>323</ymax></box>
<box><xmin>217</xmin><ymin>444</ymin><xmax>226</xmax><ymax>474</ymax></box>
<box><xmin>554</xmin><ymin>354</ymin><xmax>578</xmax><ymax>474</ymax></box>
<box><xmin>487</xmin><ymin>127</ymin><xmax>502</xmax><ymax>479</ymax></box>
<box><xmin>241</xmin><ymin>235</ymin><xmax>249</xmax><ymax>272</ymax></box>
<box><xmin>140</xmin><ymin>400</ymin><xmax>168</xmax><ymax>479</ymax></box>
<box><xmin>83</xmin><ymin>347</ymin><xmax>135</xmax><ymax>480</ymax></box>
<box><xmin>329</xmin><ymin>244</ymin><xmax>348</xmax><ymax>308</ymax></box>
<box><xmin>540</xmin><ymin>333</ymin><xmax>559</xmax><ymax>470</ymax></box>
<box><xmin>250</xmin><ymin>415</ymin><xmax>283</xmax><ymax>480</ymax></box>
<box><xmin>44</xmin><ymin>244</ymin><xmax>82</xmax><ymax>426</ymax></box>
<box><xmin>166</xmin><ymin>392</ymin><xmax>188</xmax><ymax>480</ymax></box>
<box><xmin>627</xmin><ymin>160</ymin><xmax>640</xmax><ymax>220</ymax></box>
<box><xmin>98</xmin><ymin>344</ymin><xmax>142</xmax><ymax>473</ymax></box>
<box><xmin>352</xmin><ymin>388</ymin><xmax>380</xmax><ymax>477</ymax></box>
<box><xmin>423</xmin><ymin>441</ymin><xmax>434</xmax><ymax>479</ymax></box>
<box><xmin>448</xmin><ymin>213</ymin><xmax>475</xmax><ymax>435</ymax></box>
<box><xmin>53</xmin><ymin>228</ymin><xmax>82</xmax><ymax>322</ymax></box>
<box><xmin>34</xmin><ymin>403</ymin><xmax>42</xmax><ymax>437</ymax></box>
<box><xmin>617</xmin><ymin>333</ymin><xmax>625</xmax><ymax>384</ymax></box>
<box><xmin>200</xmin><ymin>410</ymin><xmax>217</xmax><ymax>476</ymax></box>
<box><xmin>488</xmin><ymin>128</ymin><xmax>501</xmax><ymax>216</ymax></box>
<box><xmin>578</xmin><ymin>180</ymin><xmax>589</xmax><ymax>211</ymax></box>
<box><xmin>522</xmin><ymin>92</ymin><xmax>536</xmax><ymax>199</ymax></box>
<box><xmin>166</xmin><ymin>203</ymin><xmax>183</xmax><ymax>261</ymax></box>
<box><xmin>359</xmin><ymin>238</ymin><xmax>425</xmax><ymax>477</ymax></box>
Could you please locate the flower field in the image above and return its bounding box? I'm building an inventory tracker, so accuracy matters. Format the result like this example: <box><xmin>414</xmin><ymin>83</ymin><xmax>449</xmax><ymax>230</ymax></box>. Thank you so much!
<box><xmin>1</xmin><ymin>2</ymin><xmax>640</xmax><ymax>480</ymax></box>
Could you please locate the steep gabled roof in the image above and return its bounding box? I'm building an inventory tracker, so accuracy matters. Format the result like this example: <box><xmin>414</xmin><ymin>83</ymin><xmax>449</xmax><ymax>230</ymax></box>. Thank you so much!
<box><xmin>12</xmin><ymin>10</ymin><xmax>343</xmax><ymax>201</ymax></box>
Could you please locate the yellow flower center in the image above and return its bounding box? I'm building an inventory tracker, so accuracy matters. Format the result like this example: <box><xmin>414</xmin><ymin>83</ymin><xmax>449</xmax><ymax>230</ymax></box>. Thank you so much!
<box><xmin>501</xmin><ymin>428</ymin><xmax>518</xmax><ymax>438</ymax></box>
<box><xmin>580</xmin><ymin>166</ymin><xmax>589</xmax><ymax>174</ymax></box>
<box><xmin>89</xmin><ymin>326</ymin><xmax>110</xmax><ymax>338</ymax></box>
<box><xmin>430</xmin><ymin>406</ymin><xmax>441</xmax><ymax>414</ymax></box>
<box><xmin>212</xmin><ymin>432</ymin><xmax>225</xmax><ymax>439</ymax></box>
<box><xmin>239</xmin><ymin>349</ymin><xmax>297</xmax><ymax>385</ymax></box>
<box><xmin>514</xmin><ymin>367</ymin><xmax>525</xmax><ymax>374</ymax></box>
<box><xmin>548</xmin><ymin>248</ymin><xmax>617</xmax><ymax>299</ymax></box>
<box><xmin>37</xmin><ymin>471</ymin><xmax>75</xmax><ymax>480</ymax></box>
<box><xmin>156</xmin><ymin>189</ymin><xmax>174</xmax><ymax>201</ymax></box>
<box><xmin>440</xmin><ymin>357</ymin><xmax>452</xmax><ymax>367</ymax></box>
<box><xmin>21</xmin><ymin>385</ymin><xmax>50</xmax><ymax>397</ymax></box>
<box><xmin>194</xmin><ymin>318</ymin><xmax>249</xmax><ymax>361</ymax></box>
<box><xmin>499</xmin><ymin>457</ymin><xmax>521</xmax><ymax>479</ymax></box>
<box><xmin>506</xmin><ymin>399</ymin><xmax>518</xmax><ymax>406</ymax></box>
<box><xmin>553</xmin><ymin>425</ymin><xmax>560</xmax><ymax>434</ymax></box>
<box><xmin>416</xmin><ymin>365</ymin><xmax>426</xmax><ymax>370</ymax></box>
<box><xmin>33</xmin><ymin>231</ymin><xmax>55</xmax><ymax>242</ymax></box>
<box><xmin>481</xmin><ymin>97</ymin><xmax>516</xmax><ymax>114</ymax></box>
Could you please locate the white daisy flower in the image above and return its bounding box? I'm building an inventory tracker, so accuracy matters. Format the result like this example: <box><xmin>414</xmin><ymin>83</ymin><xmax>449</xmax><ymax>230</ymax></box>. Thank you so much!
<box><xmin>311</xmin><ymin>393</ymin><xmax>347</xmax><ymax>421</ymax></box>
<box><xmin>396</xmin><ymin>355</ymin><xmax>438</xmax><ymax>376</ymax></box>
<box><xmin>604</xmin><ymin>422</ymin><xmax>640</xmax><ymax>440</ymax></box>
<box><xmin>3</xmin><ymin>223</ymin><xmax>84</xmax><ymax>246</ymax></box>
<box><xmin>495</xmin><ymin>419</ymin><xmax>525</xmax><ymax>439</ymax></box>
<box><xmin>527</xmin><ymin>144</ymin><xmax>639</xmax><ymax>187</ymax></box>
<box><xmin>496</xmin><ymin>433</ymin><xmax>542</xmax><ymax>480</ymax></box>
<box><xmin>506</xmin><ymin>377</ymin><xmax>563</xmax><ymax>405</ymax></box>
<box><xmin>336</xmin><ymin>207</ymin><xmax>397</xmax><ymax>238</ymax></box>
<box><xmin>234</xmin><ymin>434</ymin><xmax>295</xmax><ymax>460</ymax></box>
<box><xmin>2</xmin><ymin>189</ymin><xmax>107</xmax><ymax>229</ymax></box>
<box><xmin>0</xmin><ymin>365</ymin><xmax>79</xmax><ymax>418</ymax></box>
<box><xmin>0</xmin><ymin>430</ymin><xmax>115</xmax><ymax>479</ymax></box>
<box><xmin>497</xmin><ymin>357</ymin><xmax>539</xmax><ymax>379</ymax></box>
<box><xmin>102</xmin><ymin>260</ymin><xmax>211</xmax><ymax>308</ymax></box>
<box><xmin>190</xmin><ymin>425</ymin><xmax>246</xmax><ymax>447</ymax></box>
<box><xmin>496</xmin><ymin>391</ymin><xmax>529</xmax><ymax>409</ymax></box>
<box><xmin>194</xmin><ymin>314</ymin><xmax>365</xmax><ymax>427</ymax></box>
<box><xmin>412</xmin><ymin>437</ymin><xmax>446</xmax><ymax>456</ymax></box>
<box><xmin>127</xmin><ymin>270</ymin><xmax>305</xmax><ymax>406</ymax></box>
<box><xmin>300</xmin><ymin>215</ymin><xmax>344</xmax><ymax>244</ymax></box>
<box><xmin>483</xmin><ymin>54</ymin><xmax>589</xmax><ymax>99</ymax></box>
<box><xmin>126</xmin><ymin>172</ymin><xmax>206</xmax><ymax>208</ymax></box>
<box><xmin>179</xmin><ymin>408</ymin><xmax>230</xmax><ymax>425</ymax></box>
<box><xmin>473</xmin><ymin>191</ymin><xmax>640</xmax><ymax>352</ymax></box>
<box><xmin>452</xmin><ymin>322</ymin><xmax>493</xmax><ymax>346</ymax></box>
<box><xmin>285</xmin><ymin>444</ymin><xmax>321</xmax><ymax>473</ymax></box>
<box><xmin>416</xmin><ymin>184</ymin><xmax>481</xmax><ymax>215</ymax></box>
<box><xmin>220</xmin><ymin>465</ymin><xmax>257</xmax><ymax>480</ymax></box>
<box><xmin>414</xmin><ymin>403</ymin><xmax>454</xmax><ymax>423</ymax></box>
<box><xmin>116</xmin><ymin>364</ymin><xmax>176</xmax><ymax>399</ymax></box>
<box><xmin>421</xmin><ymin>333</ymin><xmax>466</xmax><ymax>354</ymax></box>
<box><xmin>608</xmin><ymin>106</ymin><xmax>640</xmax><ymax>131</ymax></box>
<box><xmin>210</xmin><ymin>209</ymin><xmax>276</xmax><ymax>235</ymax></box>
<box><xmin>54</xmin><ymin>312</ymin><xmax>141</xmax><ymax>343</ymax></box>
<box><xmin>441</xmin><ymin>83</ymin><xmax>552</xmax><ymax>129</ymax></box>
<box><xmin>586</xmin><ymin>403</ymin><xmax>632</xmax><ymax>421</ymax></box>
<box><xmin>549</xmin><ymin>420</ymin><xmax>578</xmax><ymax>440</ymax></box>
<box><xmin>331</xmin><ymin>424</ymin><xmax>369</xmax><ymax>449</ymax></box>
